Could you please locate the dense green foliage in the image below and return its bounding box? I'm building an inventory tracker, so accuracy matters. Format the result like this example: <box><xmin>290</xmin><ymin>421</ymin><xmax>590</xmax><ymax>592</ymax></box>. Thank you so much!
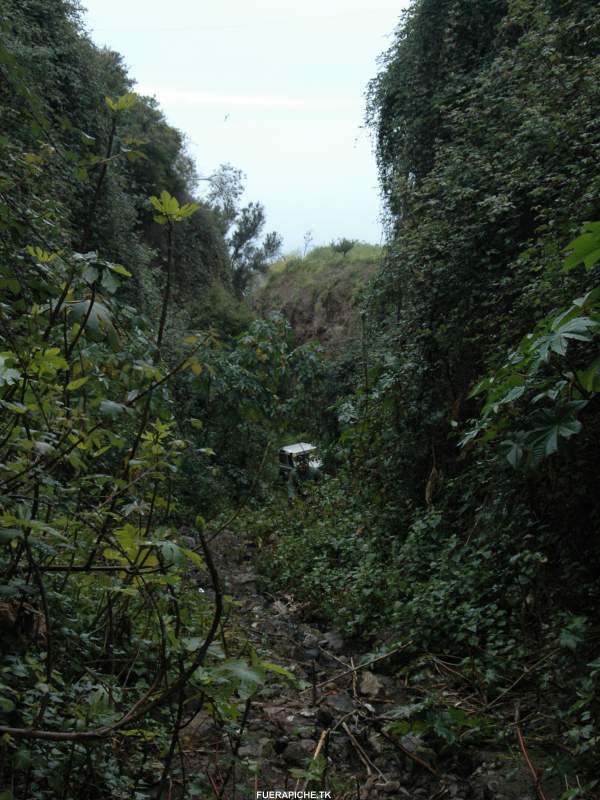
<box><xmin>3</xmin><ymin>0</ymin><xmax>600</xmax><ymax>796</ymax></box>
<box><xmin>260</xmin><ymin>0</ymin><xmax>600</xmax><ymax>793</ymax></box>
<box><xmin>0</xmin><ymin>5</ymin><xmax>303</xmax><ymax>799</ymax></box>
<box><xmin>173</xmin><ymin>314</ymin><xmax>325</xmax><ymax>515</ymax></box>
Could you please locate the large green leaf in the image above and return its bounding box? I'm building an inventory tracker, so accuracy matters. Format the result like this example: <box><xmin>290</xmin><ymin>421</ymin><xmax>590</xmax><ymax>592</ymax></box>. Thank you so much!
<box><xmin>534</xmin><ymin>316</ymin><xmax>597</xmax><ymax>362</ymax></box>
<box><xmin>149</xmin><ymin>191</ymin><xmax>199</xmax><ymax>224</ymax></box>
<box><xmin>221</xmin><ymin>660</ymin><xmax>266</xmax><ymax>699</ymax></box>
<box><xmin>563</xmin><ymin>222</ymin><xmax>600</xmax><ymax>272</ymax></box>
<box><xmin>0</xmin><ymin>354</ymin><xmax>21</xmax><ymax>386</ymax></box>
<box><xmin>526</xmin><ymin>404</ymin><xmax>584</xmax><ymax>464</ymax></box>
<box><xmin>68</xmin><ymin>299</ymin><xmax>119</xmax><ymax>349</ymax></box>
<box><xmin>99</xmin><ymin>400</ymin><xmax>127</xmax><ymax>419</ymax></box>
<box><xmin>577</xmin><ymin>357</ymin><xmax>600</xmax><ymax>393</ymax></box>
<box><xmin>503</xmin><ymin>434</ymin><xmax>526</xmax><ymax>468</ymax></box>
<box><xmin>157</xmin><ymin>540</ymin><xmax>185</xmax><ymax>568</ymax></box>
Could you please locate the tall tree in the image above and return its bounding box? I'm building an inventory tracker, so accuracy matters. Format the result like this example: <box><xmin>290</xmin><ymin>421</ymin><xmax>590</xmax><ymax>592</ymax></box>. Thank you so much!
<box><xmin>207</xmin><ymin>164</ymin><xmax>282</xmax><ymax>298</ymax></box>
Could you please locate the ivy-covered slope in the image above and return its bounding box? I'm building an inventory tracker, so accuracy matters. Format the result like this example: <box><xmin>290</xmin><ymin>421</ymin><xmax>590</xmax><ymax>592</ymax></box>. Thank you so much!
<box><xmin>2</xmin><ymin>0</ymin><xmax>231</xmax><ymax>300</ymax></box>
<box><xmin>263</xmin><ymin>0</ymin><xmax>600</xmax><ymax>791</ymax></box>
<box><xmin>363</xmin><ymin>0</ymin><xmax>600</xmax><ymax>491</ymax></box>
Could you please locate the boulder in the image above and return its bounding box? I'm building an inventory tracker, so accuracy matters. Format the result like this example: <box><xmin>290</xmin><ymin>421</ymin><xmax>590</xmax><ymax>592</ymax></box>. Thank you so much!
<box><xmin>281</xmin><ymin>738</ymin><xmax>316</xmax><ymax>767</ymax></box>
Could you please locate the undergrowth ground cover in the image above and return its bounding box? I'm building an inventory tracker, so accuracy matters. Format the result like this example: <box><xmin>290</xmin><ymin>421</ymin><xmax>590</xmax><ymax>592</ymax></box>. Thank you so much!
<box><xmin>2</xmin><ymin>0</ymin><xmax>600</xmax><ymax>798</ymax></box>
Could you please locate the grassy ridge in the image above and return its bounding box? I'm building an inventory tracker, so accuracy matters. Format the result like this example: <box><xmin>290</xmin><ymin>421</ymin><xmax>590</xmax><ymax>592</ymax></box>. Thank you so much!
<box><xmin>253</xmin><ymin>243</ymin><xmax>381</xmax><ymax>350</ymax></box>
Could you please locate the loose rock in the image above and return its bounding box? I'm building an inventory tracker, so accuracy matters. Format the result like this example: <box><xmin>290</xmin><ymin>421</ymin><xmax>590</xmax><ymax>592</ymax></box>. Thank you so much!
<box><xmin>319</xmin><ymin>630</ymin><xmax>346</xmax><ymax>653</ymax></box>
<box><xmin>360</xmin><ymin>670</ymin><xmax>386</xmax><ymax>698</ymax></box>
<box><xmin>281</xmin><ymin>738</ymin><xmax>316</xmax><ymax>767</ymax></box>
<box><xmin>323</xmin><ymin>692</ymin><xmax>354</xmax><ymax>714</ymax></box>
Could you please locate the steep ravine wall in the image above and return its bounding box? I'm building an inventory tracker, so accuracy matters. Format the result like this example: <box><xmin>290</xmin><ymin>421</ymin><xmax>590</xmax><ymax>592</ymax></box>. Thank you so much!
<box><xmin>253</xmin><ymin>245</ymin><xmax>380</xmax><ymax>351</ymax></box>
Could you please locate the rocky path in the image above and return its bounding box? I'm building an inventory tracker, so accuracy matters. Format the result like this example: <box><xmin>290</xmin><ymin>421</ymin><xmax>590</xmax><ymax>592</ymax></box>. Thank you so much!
<box><xmin>180</xmin><ymin>530</ymin><xmax>540</xmax><ymax>800</ymax></box>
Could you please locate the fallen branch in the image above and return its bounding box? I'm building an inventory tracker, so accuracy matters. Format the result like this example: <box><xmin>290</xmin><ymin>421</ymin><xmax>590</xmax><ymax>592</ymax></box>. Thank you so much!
<box><xmin>304</xmin><ymin>642</ymin><xmax>412</xmax><ymax>692</ymax></box>
<box><xmin>312</xmin><ymin>728</ymin><xmax>329</xmax><ymax>761</ymax></box>
<box><xmin>301</xmin><ymin>729</ymin><xmax>330</xmax><ymax>792</ymax></box>
<box><xmin>514</xmin><ymin>704</ymin><xmax>549</xmax><ymax>800</ymax></box>
<box><xmin>350</xmin><ymin>657</ymin><xmax>358</xmax><ymax>700</ymax></box>
<box><xmin>342</xmin><ymin>722</ymin><xmax>387</xmax><ymax>782</ymax></box>
<box><xmin>377</xmin><ymin>727</ymin><xmax>438</xmax><ymax>777</ymax></box>
<box><xmin>483</xmin><ymin>651</ymin><xmax>557</xmax><ymax>712</ymax></box>
<box><xmin>206</xmin><ymin>770</ymin><xmax>222</xmax><ymax>798</ymax></box>
<box><xmin>16</xmin><ymin>563</ymin><xmax>166</xmax><ymax>575</ymax></box>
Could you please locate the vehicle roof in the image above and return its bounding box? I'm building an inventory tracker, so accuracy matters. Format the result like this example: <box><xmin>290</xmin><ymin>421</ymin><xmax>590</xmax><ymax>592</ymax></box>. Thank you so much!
<box><xmin>280</xmin><ymin>442</ymin><xmax>316</xmax><ymax>455</ymax></box>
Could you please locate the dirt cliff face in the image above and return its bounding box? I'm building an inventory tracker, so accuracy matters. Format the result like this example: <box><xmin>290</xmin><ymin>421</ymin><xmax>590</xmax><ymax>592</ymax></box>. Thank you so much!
<box><xmin>253</xmin><ymin>244</ymin><xmax>380</xmax><ymax>351</ymax></box>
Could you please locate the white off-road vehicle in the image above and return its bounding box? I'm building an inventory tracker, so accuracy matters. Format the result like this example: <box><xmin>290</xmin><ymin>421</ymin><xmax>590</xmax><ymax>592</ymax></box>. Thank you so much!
<box><xmin>278</xmin><ymin>442</ymin><xmax>322</xmax><ymax>482</ymax></box>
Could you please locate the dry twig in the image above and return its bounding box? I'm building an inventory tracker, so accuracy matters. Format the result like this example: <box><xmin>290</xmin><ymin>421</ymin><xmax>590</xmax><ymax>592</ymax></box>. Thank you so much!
<box><xmin>514</xmin><ymin>704</ymin><xmax>549</xmax><ymax>800</ymax></box>
<box><xmin>342</xmin><ymin>722</ymin><xmax>387</xmax><ymax>781</ymax></box>
<box><xmin>304</xmin><ymin>642</ymin><xmax>412</xmax><ymax>692</ymax></box>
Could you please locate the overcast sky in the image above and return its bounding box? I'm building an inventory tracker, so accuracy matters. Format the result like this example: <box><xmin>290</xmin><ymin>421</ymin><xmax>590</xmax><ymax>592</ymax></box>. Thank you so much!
<box><xmin>81</xmin><ymin>1</ymin><xmax>406</xmax><ymax>252</ymax></box>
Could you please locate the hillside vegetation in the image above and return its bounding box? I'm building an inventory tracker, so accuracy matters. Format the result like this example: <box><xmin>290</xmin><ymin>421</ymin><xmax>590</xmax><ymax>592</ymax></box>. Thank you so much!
<box><xmin>253</xmin><ymin>243</ymin><xmax>380</xmax><ymax>350</ymax></box>
<box><xmin>2</xmin><ymin>0</ymin><xmax>600</xmax><ymax>798</ymax></box>
<box><xmin>0</xmin><ymin>3</ymin><xmax>320</xmax><ymax>798</ymax></box>
<box><xmin>259</xmin><ymin>0</ymin><xmax>600</xmax><ymax>794</ymax></box>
